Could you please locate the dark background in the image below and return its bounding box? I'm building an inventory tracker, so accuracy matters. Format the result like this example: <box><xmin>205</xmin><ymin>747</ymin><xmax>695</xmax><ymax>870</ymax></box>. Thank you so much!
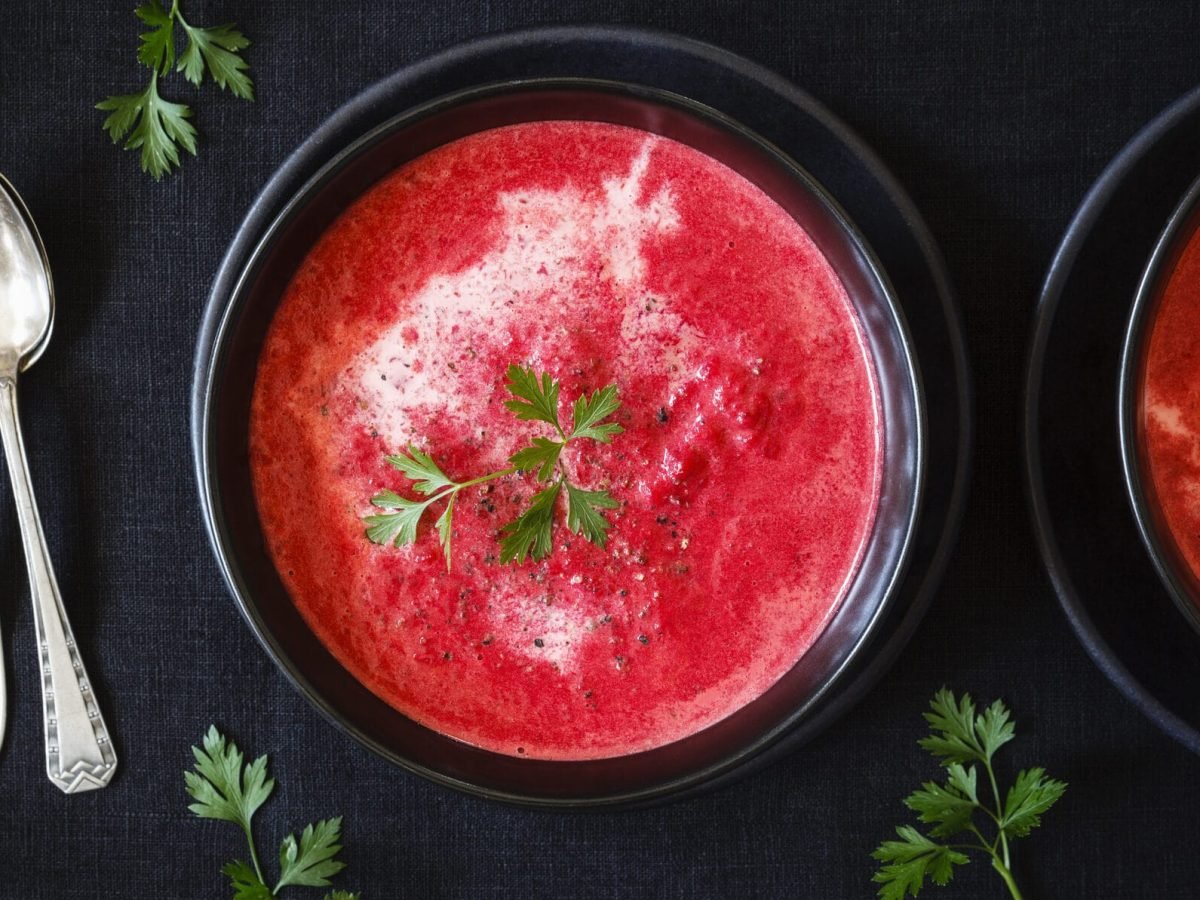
<box><xmin>0</xmin><ymin>1</ymin><xmax>1195</xmax><ymax>897</ymax></box>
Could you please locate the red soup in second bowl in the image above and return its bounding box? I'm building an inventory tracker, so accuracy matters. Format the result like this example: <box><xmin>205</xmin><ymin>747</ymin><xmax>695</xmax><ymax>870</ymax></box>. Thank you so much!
<box><xmin>1139</xmin><ymin>213</ymin><xmax>1200</xmax><ymax>603</ymax></box>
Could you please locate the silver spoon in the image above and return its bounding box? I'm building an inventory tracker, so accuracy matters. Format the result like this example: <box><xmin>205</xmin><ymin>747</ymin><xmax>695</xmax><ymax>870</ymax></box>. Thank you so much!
<box><xmin>0</xmin><ymin>174</ymin><xmax>116</xmax><ymax>792</ymax></box>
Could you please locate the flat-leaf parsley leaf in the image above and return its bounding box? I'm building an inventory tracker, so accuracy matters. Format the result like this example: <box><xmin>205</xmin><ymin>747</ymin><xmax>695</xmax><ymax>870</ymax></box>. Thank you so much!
<box><xmin>276</xmin><ymin>818</ymin><xmax>347</xmax><ymax>890</ymax></box>
<box><xmin>569</xmin><ymin>384</ymin><xmax>624</xmax><ymax>443</ymax></box>
<box><xmin>177</xmin><ymin>19</ymin><xmax>254</xmax><ymax>98</ymax></box>
<box><xmin>503</xmin><ymin>365</ymin><xmax>566</xmax><ymax>434</ymax></box>
<box><xmin>97</xmin><ymin>72</ymin><xmax>198</xmax><ymax>181</ymax></box>
<box><xmin>564</xmin><ymin>481</ymin><xmax>619</xmax><ymax>548</ymax></box>
<box><xmin>499</xmin><ymin>481</ymin><xmax>563</xmax><ymax>564</ymax></box>
<box><xmin>135</xmin><ymin>0</ymin><xmax>176</xmax><ymax>73</ymax></box>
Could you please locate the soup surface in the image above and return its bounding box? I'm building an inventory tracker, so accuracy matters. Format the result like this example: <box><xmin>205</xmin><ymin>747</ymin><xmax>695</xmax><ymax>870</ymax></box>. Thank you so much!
<box><xmin>1141</xmin><ymin>220</ymin><xmax>1200</xmax><ymax>592</ymax></box>
<box><xmin>250</xmin><ymin>120</ymin><xmax>882</xmax><ymax>759</ymax></box>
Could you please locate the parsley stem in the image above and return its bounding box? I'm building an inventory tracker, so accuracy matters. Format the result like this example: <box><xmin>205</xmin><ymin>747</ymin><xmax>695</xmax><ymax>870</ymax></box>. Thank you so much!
<box><xmin>241</xmin><ymin>820</ymin><xmax>265</xmax><ymax>885</ymax></box>
<box><xmin>967</xmin><ymin>824</ymin><xmax>993</xmax><ymax>857</ymax></box>
<box><xmin>172</xmin><ymin>3</ymin><xmax>196</xmax><ymax>36</ymax></box>
<box><xmin>991</xmin><ymin>856</ymin><xmax>1023</xmax><ymax>900</ymax></box>
<box><xmin>973</xmin><ymin>821</ymin><xmax>1023</xmax><ymax>899</ymax></box>
<box><xmin>455</xmin><ymin>466</ymin><xmax>518</xmax><ymax>491</ymax></box>
<box><xmin>983</xmin><ymin>758</ymin><xmax>1012</xmax><ymax>868</ymax></box>
<box><xmin>418</xmin><ymin>466</ymin><xmax>518</xmax><ymax>508</ymax></box>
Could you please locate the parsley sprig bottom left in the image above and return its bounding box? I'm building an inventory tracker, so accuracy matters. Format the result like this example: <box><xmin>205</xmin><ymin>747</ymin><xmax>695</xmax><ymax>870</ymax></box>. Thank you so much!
<box><xmin>365</xmin><ymin>364</ymin><xmax>624</xmax><ymax>570</ymax></box>
<box><xmin>185</xmin><ymin>727</ymin><xmax>360</xmax><ymax>900</ymax></box>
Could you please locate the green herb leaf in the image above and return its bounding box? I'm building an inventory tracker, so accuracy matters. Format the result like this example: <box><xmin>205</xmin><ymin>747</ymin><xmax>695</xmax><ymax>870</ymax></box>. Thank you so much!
<box><xmin>184</xmin><ymin>726</ymin><xmax>274</xmax><ymax>831</ymax></box>
<box><xmin>572</xmin><ymin>420</ymin><xmax>623</xmax><ymax>444</ymax></box>
<box><xmin>563</xmin><ymin>482</ymin><xmax>618</xmax><ymax>549</ymax></box>
<box><xmin>96</xmin><ymin>92</ymin><xmax>144</xmax><ymax>144</ymax></box>
<box><xmin>570</xmin><ymin>384</ymin><xmax>624</xmax><ymax>442</ymax></box>
<box><xmin>974</xmin><ymin>699</ymin><xmax>1017</xmax><ymax>761</ymax></box>
<box><xmin>434</xmin><ymin>494</ymin><xmax>455</xmax><ymax>572</ymax></box>
<box><xmin>871</xmin><ymin>826</ymin><xmax>969</xmax><ymax>899</ymax></box>
<box><xmin>96</xmin><ymin>74</ymin><xmax>197</xmax><ymax>181</ymax></box>
<box><xmin>325</xmin><ymin>893</ymin><xmax>362</xmax><ymax>900</ymax></box>
<box><xmin>509</xmin><ymin>436</ymin><xmax>563</xmax><ymax>481</ymax></box>
<box><xmin>135</xmin><ymin>0</ymin><xmax>175</xmax><ymax>74</ymax></box>
<box><xmin>177</xmin><ymin>20</ymin><xmax>254</xmax><ymax>98</ymax></box>
<box><xmin>918</xmin><ymin>688</ymin><xmax>986</xmax><ymax>766</ymax></box>
<box><xmin>1000</xmin><ymin>767</ymin><xmax>1068</xmax><ymax>839</ymax></box>
<box><xmin>221</xmin><ymin>861</ymin><xmax>273</xmax><ymax>900</ymax></box>
<box><xmin>500</xmin><ymin>481</ymin><xmax>562</xmax><ymax>563</ymax></box>
<box><xmin>903</xmin><ymin>776</ymin><xmax>978</xmax><ymax>839</ymax></box>
<box><xmin>945</xmin><ymin>762</ymin><xmax>979</xmax><ymax>806</ymax></box>
<box><xmin>364</xmin><ymin>492</ymin><xmax>435</xmax><ymax>547</ymax></box>
<box><xmin>385</xmin><ymin>446</ymin><xmax>457</xmax><ymax>495</ymax></box>
<box><xmin>919</xmin><ymin>690</ymin><xmax>1017</xmax><ymax>768</ymax></box>
<box><xmin>275</xmin><ymin>818</ymin><xmax>348</xmax><ymax>891</ymax></box>
<box><xmin>504</xmin><ymin>364</ymin><xmax>562</xmax><ymax>432</ymax></box>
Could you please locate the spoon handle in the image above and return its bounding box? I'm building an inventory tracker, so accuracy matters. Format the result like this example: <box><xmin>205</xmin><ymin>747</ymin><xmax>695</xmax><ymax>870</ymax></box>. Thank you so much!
<box><xmin>0</xmin><ymin>375</ymin><xmax>116</xmax><ymax>792</ymax></box>
<box><xmin>0</xmin><ymin>628</ymin><xmax>6</xmax><ymax>751</ymax></box>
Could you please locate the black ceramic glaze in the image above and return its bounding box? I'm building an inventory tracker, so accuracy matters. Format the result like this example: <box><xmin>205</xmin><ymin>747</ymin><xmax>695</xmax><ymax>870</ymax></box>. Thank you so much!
<box><xmin>1027</xmin><ymin>84</ymin><xmax>1200</xmax><ymax>756</ymax></box>
<box><xmin>193</xmin><ymin>28</ymin><xmax>970</xmax><ymax>806</ymax></box>
<box><xmin>1119</xmin><ymin>173</ymin><xmax>1200</xmax><ymax>636</ymax></box>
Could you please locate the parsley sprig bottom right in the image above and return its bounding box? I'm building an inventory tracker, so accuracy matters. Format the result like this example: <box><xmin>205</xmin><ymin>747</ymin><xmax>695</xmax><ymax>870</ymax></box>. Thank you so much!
<box><xmin>872</xmin><ymin>689</ymin><xmax>1067</xmax><ymax>900</ymax></box>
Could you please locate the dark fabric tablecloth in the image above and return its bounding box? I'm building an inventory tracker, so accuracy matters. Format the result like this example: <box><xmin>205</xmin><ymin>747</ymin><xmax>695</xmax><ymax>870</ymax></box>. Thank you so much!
<box><xmin>1</xmin><ymin>1</ymin><xmax>1196</xmax><ymax>897</ymax></box>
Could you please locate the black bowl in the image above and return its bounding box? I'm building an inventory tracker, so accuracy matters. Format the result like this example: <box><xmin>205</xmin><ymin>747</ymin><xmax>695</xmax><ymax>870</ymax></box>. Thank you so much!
<box><xmin>1120</xmin><ymin>172</ymin><xmax>1200</xmax><ymax>635</ymax></box>
<box><xmin>193</xmin><ymin>77</ymin><xmax>925</xmax><ymax>806</ymax></box>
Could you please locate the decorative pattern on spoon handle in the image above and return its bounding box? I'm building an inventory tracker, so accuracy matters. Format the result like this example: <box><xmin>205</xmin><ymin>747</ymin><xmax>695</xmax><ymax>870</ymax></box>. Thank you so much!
<box><xmin>0</xmin><ymin>376</ymin><xmax>116</xmax><ymax>792</ymax></box>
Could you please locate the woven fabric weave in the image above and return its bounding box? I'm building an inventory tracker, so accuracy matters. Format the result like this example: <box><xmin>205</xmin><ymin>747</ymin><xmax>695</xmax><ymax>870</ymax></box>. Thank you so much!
<box><xmin>0</xmin><ymin>2</ymin><xmax>1196</xmax><ymax>897</ymax></box>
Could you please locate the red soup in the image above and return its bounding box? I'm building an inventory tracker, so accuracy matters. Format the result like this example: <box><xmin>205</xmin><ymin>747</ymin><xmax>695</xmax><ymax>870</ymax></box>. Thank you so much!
<box><xmin>1141</xmin><ymin>221</ymin><xmax>1200</xmax><ymax>591</ymax></box>
<box><xmin>250</xmin><ymin>121</ymin><xmax>883</xmax><ymax>760</ymax></box>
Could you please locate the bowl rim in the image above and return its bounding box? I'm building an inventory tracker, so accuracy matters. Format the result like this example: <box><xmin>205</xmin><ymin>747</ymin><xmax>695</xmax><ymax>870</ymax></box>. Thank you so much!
<box><xmin>1119</xmin><ymin>169</ymin><xmax>1200</xmax><ymax>636</ymax></box>
<box><xmin>194</xmin><ymin>73</ymin><xmax>927</xmax><ymax>805</ymax></box>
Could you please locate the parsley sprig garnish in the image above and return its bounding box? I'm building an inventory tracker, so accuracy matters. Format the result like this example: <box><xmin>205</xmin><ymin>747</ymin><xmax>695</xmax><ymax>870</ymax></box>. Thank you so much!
<box><xmin>98</xmin><ymin>0</ymin><xmax>253</xmax><ymax>179</ymax></box>
<box><xmin>872</xmin><ymin>689</ymin><xmax>1067</xmax><ymax>900</ymax></box>
<box><xmin>365</xmin><ymin>364</ymin><xmax>623</xmax><ymax>569</ymax></box>
<box><xmin>185</xmin><ymin>726</ymin><xmax>360</xmax><ymax>900</ymax></box>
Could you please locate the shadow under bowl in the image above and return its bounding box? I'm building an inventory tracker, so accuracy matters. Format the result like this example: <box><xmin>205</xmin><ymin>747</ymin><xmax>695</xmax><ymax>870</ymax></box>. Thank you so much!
<box><xmin>193</xmin><ymin>78</ymin><xmax>925</xmax><ymax>807</ymax></box>
<box><xmin>1120</xmin><ymin>171</ymin><xmax>1200</xmax><ymax>636</ymax></box>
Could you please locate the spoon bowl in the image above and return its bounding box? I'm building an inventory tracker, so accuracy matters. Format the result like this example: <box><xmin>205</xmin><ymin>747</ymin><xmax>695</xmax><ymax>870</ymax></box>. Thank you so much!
<box><xmin>0</xmin><ymin>173</ymin><xmax>53</xmax><ymax>371</ymax></box>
